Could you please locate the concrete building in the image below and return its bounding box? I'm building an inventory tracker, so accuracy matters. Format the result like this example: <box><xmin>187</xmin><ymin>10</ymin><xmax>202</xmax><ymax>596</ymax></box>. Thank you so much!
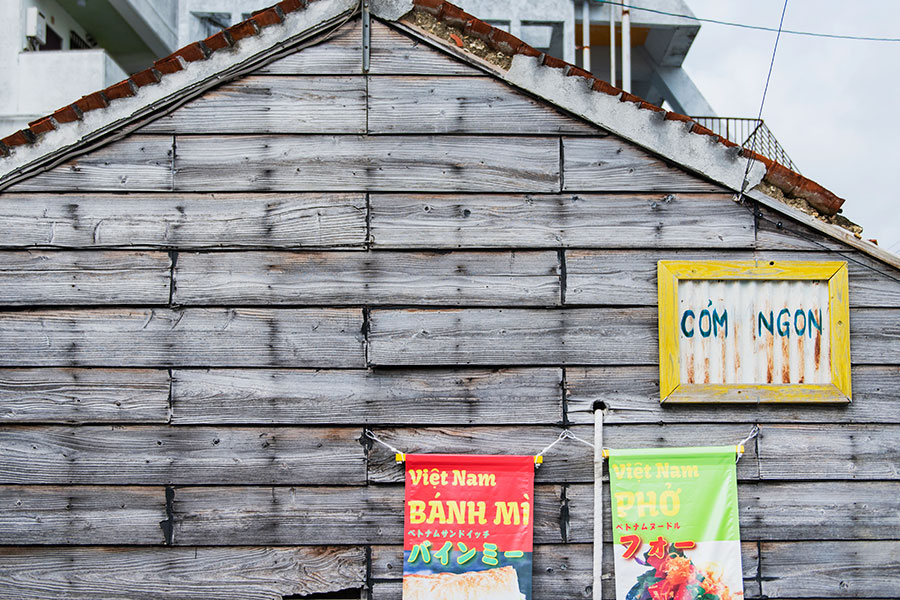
<box><xmin>453</xmin><ymin>0</ymin><xmax>715</xmax><ymax>116</ymax></box>
<box><xmin>0</xmin><ymin>0</ymin><xmax>799</xmax><ymax>175</ymax></box>
<box><xmin>0</xmin><ymin>0</ymin><xmax>180</xmax><ymax>133</ymax></box>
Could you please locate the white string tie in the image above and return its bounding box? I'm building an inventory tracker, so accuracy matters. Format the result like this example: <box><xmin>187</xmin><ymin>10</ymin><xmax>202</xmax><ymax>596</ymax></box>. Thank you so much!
<box><xmin>364</xmin><ymin>429</ymin><xmax>403</xmax><ymax>456</ymax></box>
<box><xmin>735</xmin><ymin>424</ymin><xmax>760</xmax><ymax>463</ymax></box>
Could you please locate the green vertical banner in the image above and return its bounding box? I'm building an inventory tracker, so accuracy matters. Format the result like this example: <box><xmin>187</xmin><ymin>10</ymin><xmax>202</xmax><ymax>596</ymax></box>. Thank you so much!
<box><xmin>608</xmin><ymin>446</ymin><xmax>743</xmax><ymax>600</ymax></box>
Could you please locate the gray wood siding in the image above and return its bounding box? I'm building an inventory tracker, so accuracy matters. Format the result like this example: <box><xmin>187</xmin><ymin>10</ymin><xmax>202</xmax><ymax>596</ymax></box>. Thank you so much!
<box><xmin>368</xmin><ymin>76</ymin><xmax>597</xmax><ymax>134</ymax></box>
<box><xmin>369</xmin><ymin>193</ymin><xmax>754</xmax><ymax>249</ymax></box>
<box><xmin>368</xmin><ymin>308</ymin><xmax>659</xmax><ymax>365</ymax></box>
<box><xmin>0</xmin><ymin>426</ymin><xmax>365</xmax><ymax>485</ymax></box>
<box><xmin>0</xmin><ymin>15</ymin><xmax>897</xmax><ymax>600</ymax></box>
<box><xmin>10</xmin><ymin>137</ymin><xmax>174</xmax><ymax>192</ymax></box>
<box><xmin>0</xmin><ymin>193</ymin><xmax>367</xmax><ymax>248</ymax></box>
<box><xmin>141</xmin><ymin>76</ymin><xmax>367</xmax><ymax>134</ymax></box>
<box><xmin>173</xmin><ymin>251</ymin><xmax>560</xmax><ymax>306</ymax></box>
<box><xmin>172</xmin><ymin>135</ymin><xmax>561</xmax><ymax>192</ymax></box>
<box><xmin>0</xmin><ymin>369</ymin><xmax>169</xmax><ymax>423</ymax></box>
<box><xmin>171</xmin><ymin>368</ymin><xmax>563</xmax><ymax>425</ymax></box>
<box><xmin>0</xmin><ymin>251</ymin><xmax>171</xmax><ymax>305</ymax></box>
<box><xmin>0</xmin><ymin>308</ymin><xmax>365</xmax><ymax>367</ymax></box>
<box><xmin>0</xmin><ymin>546</ymin><xmax>365</xmax><ymax>599</ymax></box>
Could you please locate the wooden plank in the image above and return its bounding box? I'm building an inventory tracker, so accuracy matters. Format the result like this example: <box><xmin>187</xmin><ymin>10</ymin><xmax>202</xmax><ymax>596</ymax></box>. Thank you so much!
<box><xmin>562</xmin><ymin>137</ymin><xmax>724</xmax><ymax>193</ymax></box>
<box><xmin>0</xmin><ymin>251</ymin><xmax>170</xmax><ymax>305</ymax></box>
<box><xmin>0</xmin><ymin>426</ymin><xmax>364</xmax><ymax>485</ymax></box>
<box><xmin>567</xmin><ymin>365</ymin><xmax>900</xmax><ymax>424</ymax></box>
<box><xmin>173</xmin><ymin>135</ymin><xmax>560</xmax><ymax>193</ymax></box>
<box><xmin>8</xmin><ymin>136</ymin><xmax>173</xmax><ymax>192</ymax></box>
<box><xmin>0</xmin><ymin>193</ymin><xmax>366</xmax><ymax>249</ymax></box>
<box><xmin>849</xmin><ymin>308</ymin><xmax>900</xmax><ymax>364</ymax></box>
<box><xmin>0</xmin><ymin>368</ymin><xmax>169</xmax><ymax>423</ymax></box>
<box><xmin>368</xmin><ymin>76</ymin><xmax>596</xmax><ymax>134</ymax></box>
<box><xmin>754</xmin><ymin>204</ymin><xmax>849</xmax><ymax>251</ymax></box>
<box><xmin>761</xmin><ymin>541</ymin><xmax>900</xmax><ymax>598</ymax></box>
<box><xmin>366</xmin><ymin>425</ymin><xmax>758</xmax><ymax>484</ymax></box>
<box><xmin>258</xmin><ymin>20</ymin><xmax>477</xmax><ymax>77</ymax></box>
<box><xmin>0</xmin><ymin>486</ymin><xmax>165</xmax><ymax>544</ymax></box>
<box><xmin>370</xmin><ymin>544</ymin><xmax>759</xmax><ymax>600</ymax></box>
<box><xmin>0</xmin><ymin>308</ymin><xmax>364</xmax><ymax>367</ymax></box>
<box><xmin>759</xmin><ymin>424</ymin><xmax>900</xmax><ymax>480</ymax></box>
<box><xmin>369</xmin><ymin>193</ymin><xmax>755</xmax><ymax>249</ymax></box>
<box><xmin>174</xmin><ymin>251</ymin><xmax>560</xmax><ymax>306</ymax></box>
<box><xmin>172</xmin><ymin>484</ymin><xmax>565</xmax><ymax>546</ymax></box>
<box><xmin>565</xmin><ymin>481</ymin><xmax>900</xmax><ymax>542</ymax></box>
<box><xmin>257</xmin><ymin>20</ymin><xmax>362</xmax><ymax>75</ymax></box>
<box><xmin>370</xmin><ymin>21</ymin><xmax>482</xmax><ymax>76</ymax></box>
<box><xmin>0</xmin><ymin>546</ymin><xmax>365</xmax><ymax>599</ymax></box>
<box><xmin>566</xmin><ymin>249</ymin><xmax>900</xmax><ymax>308</ymax></box>
<box><xmin>372</xmin><ymin>544</ymin><xmax>596</xmax><ymax>599</ymax></box>
<box><xmin>171</xmin><ymin>368</ymin><xmax>562</xmax><ymax>425</ymax></box>
<box><xmin>368</xmin><ymin>308</ymin><xmax>658</xmax><ymax>366</ymax></box>
<box><xmin>142</xmin><ymin>76</ymin><xmax>366</xmax><ymax>134</ymax></box>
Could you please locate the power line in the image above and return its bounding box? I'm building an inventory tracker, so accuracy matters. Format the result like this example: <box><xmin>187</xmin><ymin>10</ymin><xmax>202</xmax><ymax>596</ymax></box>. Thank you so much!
<box><xmin>739</xmin><ymin>0</ymin><xmax>788</xmax><ymax>201</ymax></box>
<box><xmin>592</xmin><ymin>0</ymin><xmax>900</xmax><ymax>42</ymax></box>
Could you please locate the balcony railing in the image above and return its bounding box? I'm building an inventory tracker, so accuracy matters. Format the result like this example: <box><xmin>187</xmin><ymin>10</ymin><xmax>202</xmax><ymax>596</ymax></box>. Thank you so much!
<box><xmin>690</xmin><ymin>117</ymin><xmax>800</xmax><ymax>174</ymax></box>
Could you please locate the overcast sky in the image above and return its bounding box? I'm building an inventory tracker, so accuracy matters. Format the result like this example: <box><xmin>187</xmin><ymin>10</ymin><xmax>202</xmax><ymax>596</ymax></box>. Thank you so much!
<box><xmin>682</xmin><ymin>0</ymin><xmax>900</xmax><ymax>254</ymax></box>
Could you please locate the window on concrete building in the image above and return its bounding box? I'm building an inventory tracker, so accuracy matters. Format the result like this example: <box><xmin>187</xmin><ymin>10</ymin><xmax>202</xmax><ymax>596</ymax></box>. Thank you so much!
<box><xmin>485</xmin><ymin>20</ymin><xmax>511</xmax><ymax>33</ymax></box>
<box><xmin>191</xmin><ymin>12</ymin><xmax>231</xmax><ymax>40</ymax></box>
<box><xmin>520</xmin><ymin>21</ymin><xmax>564</xmax><ymax>57</ymax></box>
<box><xmin>38</xmin><ymin>26</ymin><xmax>62</xmax><ymax>51</ymax></box>
<box><xmin>69</xmin><ymin>31</ymin><xmax>92</xmax><ymax>50</ymax></box>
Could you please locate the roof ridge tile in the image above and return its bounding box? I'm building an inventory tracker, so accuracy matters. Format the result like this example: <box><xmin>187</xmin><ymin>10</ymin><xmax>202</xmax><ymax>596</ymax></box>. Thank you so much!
<box><xmin>0</xmin><ymin>0</ymin><xmax>848</xmax><ymax>221</ymax></box>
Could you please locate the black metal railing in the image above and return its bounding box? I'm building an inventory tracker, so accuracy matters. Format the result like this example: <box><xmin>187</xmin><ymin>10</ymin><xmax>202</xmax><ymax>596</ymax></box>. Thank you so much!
<box><xmin>690</xmin><ymin>116</ymin><xmax>800</xmax><ymax>173</ymax></box>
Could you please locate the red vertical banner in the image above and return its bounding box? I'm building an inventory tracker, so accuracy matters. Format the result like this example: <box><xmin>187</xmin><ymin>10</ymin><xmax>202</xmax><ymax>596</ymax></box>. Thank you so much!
<box><xmin>403</xmin><ymin>454</ymin><xmax>534</xmax><ymax>600</ymax></box>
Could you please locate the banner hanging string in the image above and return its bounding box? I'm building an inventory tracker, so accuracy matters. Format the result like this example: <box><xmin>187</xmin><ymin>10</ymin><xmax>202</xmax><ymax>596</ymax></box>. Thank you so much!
<box><xmin>364</xmin><ymin>425</ymin><xmax>759</xmax><ymax>464</ymax></box>
<box><xmin>735</xmin><ymin>424</ymin><xmax>760</xmax><ymax>463</ymax></box>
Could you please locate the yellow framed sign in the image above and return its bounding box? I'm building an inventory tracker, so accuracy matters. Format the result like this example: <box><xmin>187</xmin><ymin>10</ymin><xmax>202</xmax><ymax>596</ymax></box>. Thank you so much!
<box><xmin>658</xmin><ymin>260</ymin><xmax>851</xmax><ymax>403</ymax></box>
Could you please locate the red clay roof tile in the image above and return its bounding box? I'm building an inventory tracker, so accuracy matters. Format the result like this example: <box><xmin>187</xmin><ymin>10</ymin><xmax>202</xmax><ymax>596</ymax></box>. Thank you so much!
<box><xmin>131</xmin><ymin>68</ymin><xmax>162</xmax><ymax>87</ymax></box>
<box><xmin>251</xmin><ymin>7</ymin><xmax>284</xmax><ymax>28</ymax></box>
<box><xmin>542</xmin><ymin>54</ymin><xmax>568</xmax><ymax>70</ymax></box>
<box><xmin>103</xmin><ymin>79</ymin><xmax>137</xmax><ymax>100</ymax></box>
<box><xmin>153</xmin><ymin>56</ymin><xmax>186</xmax><ymax>75</ymax></box>
<box><xmin>226</xmin><ymin>20</ymin><xmax>260</xmax><ymax>42</ymax></box>
<box><xmin>439</xmin><ymin>3</ymin><xmax>469</xmax><ymax>28</ymax></box>
<box><xmin>486</xmin><ymin>28</ymin><xmax>521</xmax><ymax>56</ymax></box>
<box><xmin>204</xmin><ymin>31</ymin><xmax>233</xmax><ymax>51</ymax></box>
<box><xmin>74</xmin><ymin>91</ymin><xmax>109</xmax><ymax>113</ymax></box>
<box><xmin>463</xmin><ymin>18</ymin><xmax>492</xmax><ymax>42</ymax></box>
<box><xmin>173</xmin><ymin>41</ymin><xmax>210</xmax><ymax>62</ymax></box>
<box><xmin>2</xmin><ymin>129</ymin><xmax>36</xmax><ymax>148</ymax></box>
<box><xmin>665</xmin><ymin>112</ymin><xmax>693</xmax><ymax>123</ymax></box>
<box><xmin>0</xmin><ymin>0</ymin><xmax>848</xmax><ymax>218</ymax></box>
<box><xmin>592</xmin><ymin>79</ymin><xmax>622</xmax><ymax>97</ymax></box>
<box><xmin>52</xmin><ymin>105</ymin><xmax>82</xmax><ymax>123</ymax></box>
<box><xmin>28</xmin><ymin>117</ymin><xmax>57</xmax><ymax>135</ymax></box>
<box><xmin>277</xmin><ymin>0</ymin><xmax>307</xmax><ymax>13</ymax></box>
<box><xmin>413</xmin><ymin>0</ymin><xmax>444</xmax><ymax>15</ymax></box>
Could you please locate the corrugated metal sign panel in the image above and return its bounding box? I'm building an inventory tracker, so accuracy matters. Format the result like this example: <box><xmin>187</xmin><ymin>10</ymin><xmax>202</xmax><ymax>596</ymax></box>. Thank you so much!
<box><xmin>677</xmin><ymin>279</ymin><xmax>831</xmax><ymax>385</ymax></box>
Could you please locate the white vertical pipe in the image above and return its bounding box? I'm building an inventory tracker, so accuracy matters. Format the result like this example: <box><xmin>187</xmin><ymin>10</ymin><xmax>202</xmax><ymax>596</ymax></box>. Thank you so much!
<box><xmin>621</xmin><ymin>7</ymin><xmax>631</xmax><ymax>92</ymax></box>
<box><xmin>609</xmin><ymin>1</ymin><xmax>616</xmax><ymax>86</ymax></box>
<box><xmin>582</xmin><ymin>0</ymin><xmax>591</xmax><ymax>72</ymax></box>
<box><xmin>593</xmin><ymin>404</ymin><xmax>605</xmax><ymax>600</ymax></box>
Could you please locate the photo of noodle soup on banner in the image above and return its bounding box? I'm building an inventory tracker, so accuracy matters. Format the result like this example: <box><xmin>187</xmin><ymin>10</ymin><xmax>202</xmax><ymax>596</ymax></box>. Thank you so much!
<box><xmin>608</xmin><ymin>447</ymin><xmax>744</xmax><ymax>600</ymax></box>
<box><xmin>403</xmin><ymin>454</ymin><xmax>534</xmax><ymax>600</ymax></box>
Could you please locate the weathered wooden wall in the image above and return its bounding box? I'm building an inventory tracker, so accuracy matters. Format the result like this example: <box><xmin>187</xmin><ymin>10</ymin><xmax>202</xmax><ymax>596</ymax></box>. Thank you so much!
<box><xmin>1</xmin><ymin>17</ymin><xmax>899</xmax><ymax>600</ymax></box>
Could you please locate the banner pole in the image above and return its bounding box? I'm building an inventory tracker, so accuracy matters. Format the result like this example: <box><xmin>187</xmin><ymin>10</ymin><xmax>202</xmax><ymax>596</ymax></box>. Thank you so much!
<box><xmin>593</xmin><ymin>401</ymin><xmax>606</xmax><ymax>600</ymax></box>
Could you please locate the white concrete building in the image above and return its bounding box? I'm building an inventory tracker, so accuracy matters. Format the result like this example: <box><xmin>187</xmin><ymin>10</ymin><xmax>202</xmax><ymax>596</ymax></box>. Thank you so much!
<box><xmin>0</xmin><ymin>0</ymin><xmax>715</xmax><ymax>135</ymax></box>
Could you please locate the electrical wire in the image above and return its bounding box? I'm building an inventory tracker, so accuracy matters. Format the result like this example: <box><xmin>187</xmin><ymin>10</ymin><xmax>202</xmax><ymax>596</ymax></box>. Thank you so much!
<box><xmin>592</xmin><ymin>0</ymin><xmax>900</xmax><ymax>43</ymax></box>
<box><xmin>738</xmin><ymin>0</ymin><xmax>789</xmax><ymax>201</ymax></box>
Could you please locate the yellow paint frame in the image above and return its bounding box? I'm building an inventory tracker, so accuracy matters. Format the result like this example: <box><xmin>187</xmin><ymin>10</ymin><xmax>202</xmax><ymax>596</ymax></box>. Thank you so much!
<box><xmin>658</xmin><ymin>260</ymin><xmax>851</xmax><ymax>404</ymax></box>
